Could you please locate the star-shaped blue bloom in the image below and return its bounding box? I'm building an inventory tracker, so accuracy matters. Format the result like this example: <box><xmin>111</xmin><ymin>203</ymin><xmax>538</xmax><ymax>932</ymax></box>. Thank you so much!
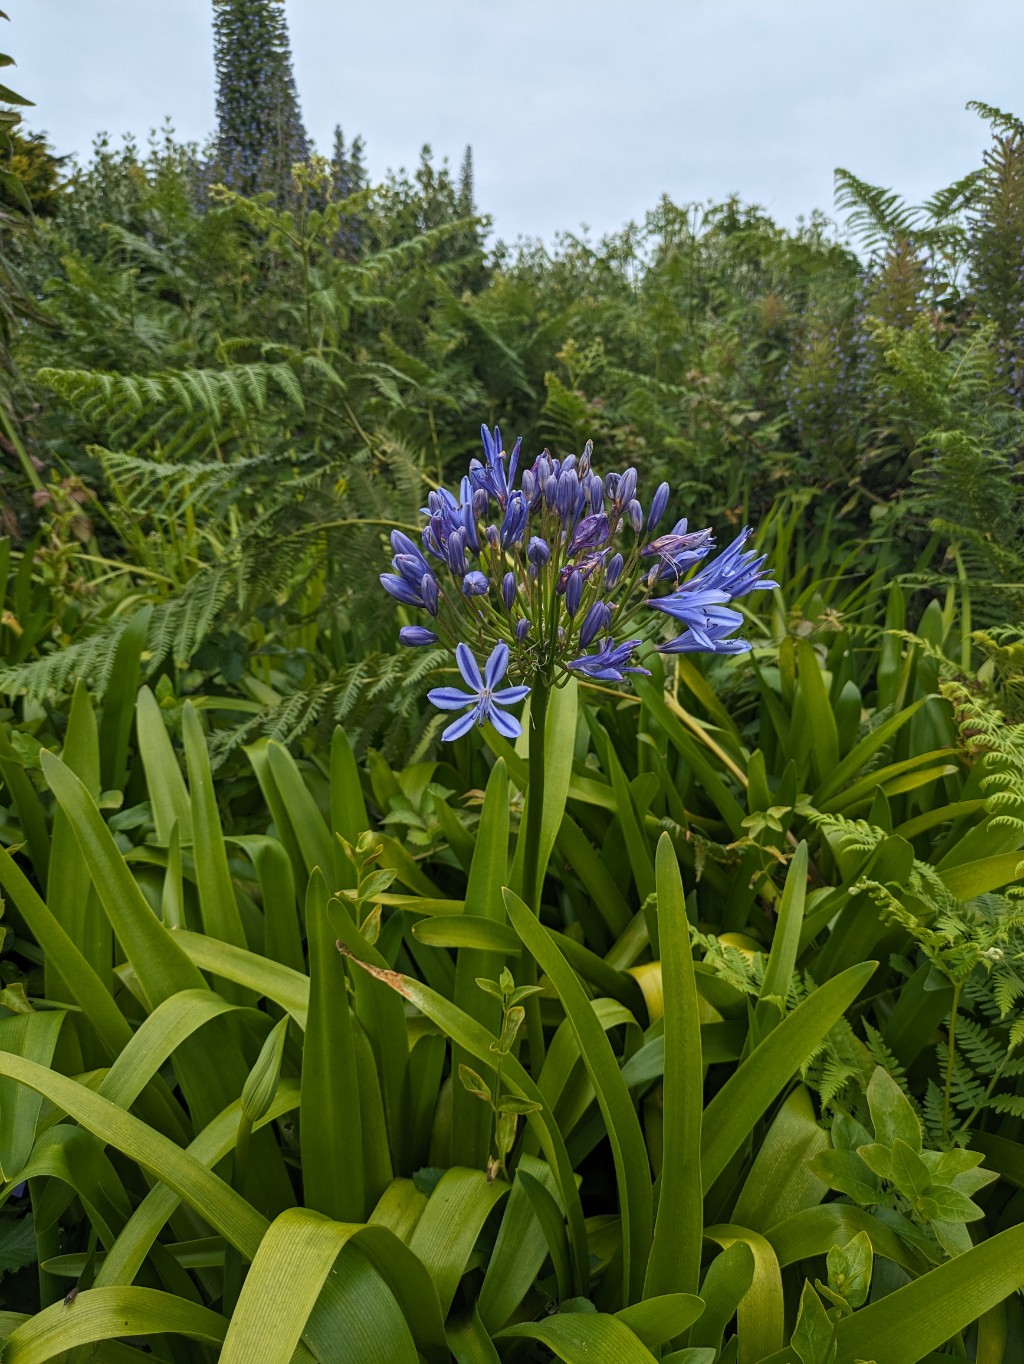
<box><xmin>427</xmin><ymin>641</ymin><xmax>530</xmax><ymax>741</ymax></box>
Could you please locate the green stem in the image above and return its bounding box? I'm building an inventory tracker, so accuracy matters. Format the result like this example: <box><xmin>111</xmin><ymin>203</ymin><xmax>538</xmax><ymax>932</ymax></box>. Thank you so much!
<box><xmin>942</xmin><ymin>982</ymin><xmax>963</xmax><ymax>1144</ymax></box>
<box><xmin>520</xmin><ymin>674</ymin><xmax>550</xmax><ymax>1077</ymax></box>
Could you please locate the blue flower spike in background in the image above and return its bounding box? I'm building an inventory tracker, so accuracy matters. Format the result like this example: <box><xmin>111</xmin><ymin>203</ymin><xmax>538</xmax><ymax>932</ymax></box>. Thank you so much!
<box><xmin>382</xmin><ymin>422</ymin><xmax>777</xmax><ymax>742</ymax></box>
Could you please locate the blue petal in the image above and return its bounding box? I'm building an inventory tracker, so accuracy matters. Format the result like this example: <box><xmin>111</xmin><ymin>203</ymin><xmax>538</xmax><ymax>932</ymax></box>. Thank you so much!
<box><xmin>488</xmin><ymin>706</ymin><xmax>522</xmax><ymax>739</ymax></box>
<box><xmin>455</xmin><ymin>643</ymin><xmax>484</xmax><ymax>691</ymax></box>
<box><xmin>492</xmin><ymin>685</ymin><xmax>530</xmax><ymax>704</ymax></box>
<box><xmin>428</xmin><ymin>687</ymin><xmax>478</xmax><ymax>711</ymax></box>
<box><xmin>442</xmin><ymin>708</ymin><xmax>480</xmax><ymax>741</ymax></box>
<box><xmin>484</xmin><ymin>640</ymin><xmax>510</xmax><ymax>690</ymax></box>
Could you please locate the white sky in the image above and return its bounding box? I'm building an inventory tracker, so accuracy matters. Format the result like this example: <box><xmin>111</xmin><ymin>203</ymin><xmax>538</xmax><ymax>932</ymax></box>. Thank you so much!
<box><xmin>7</xmin><ymin>0</ymin><xmax>1023</xmax><ymax>246</ymax></box>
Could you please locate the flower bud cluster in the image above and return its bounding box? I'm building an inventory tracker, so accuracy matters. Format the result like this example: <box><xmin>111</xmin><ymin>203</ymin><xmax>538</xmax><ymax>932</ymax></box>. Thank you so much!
<box><xmin>381</xmin><ymin>425</ymin><xmax>777</xmax><ymax>738</ymax></box>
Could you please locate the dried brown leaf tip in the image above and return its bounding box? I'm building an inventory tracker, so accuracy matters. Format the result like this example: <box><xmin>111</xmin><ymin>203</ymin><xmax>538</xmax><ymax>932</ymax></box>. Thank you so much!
<box><xmin>336</xmin><ymin>941</ymin><xmax>412</xmax><ymax>997</ymax></box>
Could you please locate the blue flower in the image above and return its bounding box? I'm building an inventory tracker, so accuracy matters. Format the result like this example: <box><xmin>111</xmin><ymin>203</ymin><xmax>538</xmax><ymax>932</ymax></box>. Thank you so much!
<box><xmin>569</xmin><ymin>637</ymin><xmax>651</xmax><ymax>682</ymax></box>
<box><xmin>657</xmin><ymin>619</ymin><xmax>752</xmax><ymax>655</ymax></box>
<box><xmin>427</xmin><ymin>642</ymin><xmax>530</xmax><ymax>741</ymax></box>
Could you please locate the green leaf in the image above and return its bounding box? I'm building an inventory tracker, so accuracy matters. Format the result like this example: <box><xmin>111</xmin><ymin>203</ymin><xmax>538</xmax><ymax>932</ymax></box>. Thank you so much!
<box><xmin>1</xmin><ymin>1287</ymin><xmax>226</xmax><ymax>1362</ymax></box>
<box><xmin>98</xmin><ymin>605</ymin><xmax>151</xmax><ymax>793</ymax></box>
<box><xmin>0</xmin><ymin>1053</ymin><xmax>268</xmax><ymax>1258</ymax></box>
<box><xmin>0</xmin><ymin>1011</ymin><xmax>65</xmax><ymax>1178</ymax></box>
<box><xmin>827</xmin><ymin>1231</ymin><xmax>873</xmax><ymax>1310</ymax></box>
<box><xmin>755</xmin><ymin>843</ymin><xmax>807</xmax><ymax>1033</ymax></box>
<box><xmin>505</xmin><ymin>886</ymin><xmax>653</xmax><ymax>1305</ymax></box>
<box><xmin>731</xmin><ymin>1086</ymin><xmax>829</xmax><ymax>1232</ymax></box>
<box><xmin>791</xmin><ymin>1282</ymin><xmax>836</xmax><ymax>1364</ymax></box>
<box><xmin>702</xmin><ymin>962</ymin><xmax>876</xmax><ymax>1189</ymax></box>
<box><xmin>301</xmin><ymin>870</ymin><xmax>365</xmax><ymax>1221</ymax></box>
<box><xmin>517</xmin><ymin>1166</ymin><xmax>574</xmax><ymax>1303</ymax></box>
<box><xmin>183</xmin><ymin>703</ymin><xmax>249</xmax><ymax>961</ymax></box>
<box><xmin>498</xmin><ymin>1311</ymin><xmax>661</xmax><ymax>1362</ymax></box>
<box><xmin>645</xmin><ymin>835</ymin><xmax>703</xmax><ymax>1301</ymax></box>
<box><xmin>866</xmin><ymin>1068</ymin><xmax>921</xmax><ymax>1152</ymax></box>
<box><xmin>814</xmin><ymin>1149</ymin><xmax>881</xmax><ymax>1206</ymax></box>
<box><xmin>413</xmin><ymin>915</ymin><xmax>520</xmax><ymax>954</ymax></box>
<box><xmin>407</xmin><ymin>1168</ymin><xmax>508</xmax><ymax>1316</ymax></box>
<box><xmin>833</xmin><ymin>1222</ymin><xmax>1024</xmax><ymax>1362</ymax></box>
<box><xmin>478</xmin><ymin>1155</ymin><xmax>564</xmax><ymax>1329</ymax></box>
<box><xmin>220</xmin><ymin>1207</ymin><xmax>447</xmax><ymax>1364</ymax></box>
<box><xmin>705</xmin><ymin>1225</ymin><xmax>785</xmax><ymax>1363</ymax></box>
<box><xmin>615</xmin><ymin>1295</ymin><xmax>706</xmax><ymax>1348</ymax></box>
<box><xmin>340</xmin><ymin>948</ymin><xmax>590</xmax><ymax>1296</ymax></box>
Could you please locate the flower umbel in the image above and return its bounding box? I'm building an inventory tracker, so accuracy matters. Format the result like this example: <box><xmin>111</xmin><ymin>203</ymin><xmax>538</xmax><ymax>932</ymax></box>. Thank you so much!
<box><xmin>383</xmin><ymin>422</ymin><xmax>778</xmax><ymax>740</ymax></box>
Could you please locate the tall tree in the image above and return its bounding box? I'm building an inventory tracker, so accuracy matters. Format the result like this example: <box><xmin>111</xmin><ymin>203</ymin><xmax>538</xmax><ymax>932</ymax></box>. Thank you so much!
<box><xmin>212</xmin><ymin>0</ymin><xmax>309</xmax><ymax>200</ymax></box>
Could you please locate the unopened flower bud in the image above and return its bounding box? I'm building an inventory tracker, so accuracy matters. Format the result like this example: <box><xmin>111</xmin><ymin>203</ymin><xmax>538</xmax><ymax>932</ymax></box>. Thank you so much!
<box><xmin>502</xmin><ymin>572</ymin><xmax>516</xmax><ymax>609</ymax></box>
<box><xmin>422</xmin><ymin>574</ymin><xmax>439</xmax><ymax>615</ymax></box>
<box><xmin>400</xmin><ymin>626</ymin><xmax>439</xmax><ymax>646</ymax></box>
<box><xmin>463</xmin><ymin>571</ymin><xmax>489</xmax><ymax>596</ymax></box>
<box><xmin>628</xmin><ymin>499</ymin><xmax>643</xmax><ymax>533</ymax></box>
<box><xmin>565</xmin><ymin>569</ymin><xmax>583</xmax><ymax>617</ymax></box>
<box><xmin>606</xmin><ymin>553</ymin><xmax>624</xmax><ymax>588</ymax></box>
<box><xmin>515</xmin><ymin>618</ymin><xmax>531</xmax><ymax>643</ymax></box>
<box><xmin>647</xmin><ymin>481</ymin><xmax>670</xmax><ymax>532</ymax></box>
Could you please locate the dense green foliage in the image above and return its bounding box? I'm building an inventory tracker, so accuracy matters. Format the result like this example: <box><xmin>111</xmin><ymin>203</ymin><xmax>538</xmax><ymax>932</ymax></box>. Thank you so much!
<box><xmin>2</xmin><ymin>13</ymin><xmax>1024</xmax><ymax>1356</ymax></box>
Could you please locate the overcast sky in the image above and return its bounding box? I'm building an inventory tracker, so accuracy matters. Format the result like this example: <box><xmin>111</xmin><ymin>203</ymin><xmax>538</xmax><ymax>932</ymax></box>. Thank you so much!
<box><xmin>7</xmin><ymin>1</ymin><xmax>1023</xmax><ymax>247</ymax></box>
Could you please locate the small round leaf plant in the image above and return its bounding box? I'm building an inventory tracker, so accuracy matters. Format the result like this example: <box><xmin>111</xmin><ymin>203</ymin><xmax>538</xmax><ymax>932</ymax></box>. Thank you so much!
<box><xmin>381</xmin><ymin>425</ymin><xmax>777</xmax><ymax>741</ymax></box>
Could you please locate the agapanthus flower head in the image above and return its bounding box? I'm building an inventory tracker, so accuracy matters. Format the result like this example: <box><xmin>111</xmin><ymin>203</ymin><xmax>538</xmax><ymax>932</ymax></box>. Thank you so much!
<box><xmin>383</xmin><ymin>423</ymin><xmax>777</xmax><ymax>740</ymax></box>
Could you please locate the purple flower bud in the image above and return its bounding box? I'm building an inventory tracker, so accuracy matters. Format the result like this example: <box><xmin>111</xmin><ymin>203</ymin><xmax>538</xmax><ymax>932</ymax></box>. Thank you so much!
<box><xmin>381</xmin><ymin>573</ymin><xmax>422</xmax><ymax>606</ymax></box>
<box><xmin>615</xmin><ymin>468</ymin><xmax>637</xmax><ymax>510</ymax></box>
<box><xmin>578</xmin><ymin>439</ymin><xmax>593</xmax><ymax>478</ymax></box>
<box><xmin>605</xmin><ymin>472</ymin><xmax>620</xmax><ymax>502</ymax></box>
<box><xmin>422</xmin><ymin>574</ymin><xmax>439</xmax><ymax>615</ymax></box>
<box><xmin>528</xmin><ymin>536</ymin><xmax>550</xmax><ymax>567</ymax></box>
<box><xmin>445</xmin><ymin>529</ymin><xmax>467</xmax><ymax>576</ymax></box>
<box><xmin>589</xmin><ymin>474</ymin><xmax>604</xmax><ymax>508</ymax></box>
<box><xmin>556</xmin><ymin>469</ymin><xmax>580</xmax><ymax>521</ymax></box>
<box><xmin>399</xmin><ymin>626</ymin><xmax>438</xmax><ymax>646</ymax></box>
<box><xmin>472</xmin><ymin>488</ymin><xmax>489</xmax><ymax>520</ymax></box>
<box><xmin>606</xmin><ymin>553</ymin><xmax>624</xmax><ymax>588</ymax></box>
<box><xmin>462</xmin><ymin>571</ymin><xmax>489</xmax><ymax>597</ymax></box>
<box><xmin>462</xmin><ymin>502</ymin><xmax>480</xmax><ymax>552</ymax></box>
<box><xmin>627</xmin><ymin>499</ymin><xmax>643</xmax><ymax>534</ymax></box>
<box><xmin>515</xmin><ymin>618</ymin><xmax>531</xmax><ymax>643</ymax></box>
<box><xmin>647</xmin><ymin>481</ymin><xmax>670</xmax><ymax>532</ymax></box>
<box><xmin>542</xmin><ymin>475</ymin><xmax>558</xmax><ymax>506</ymax></box>
<box><xmin>579</xmin><ymin>600</ymin><xmax>612</xmax><ymax>648</ymax></box>
<box><xmin>565</xmin><ymin>569</ymin><xmax>583</xmax><ymax>617</ymax></box>
<box><xmin>502</xmin><ymin>572</ymin><xmax>516</xmax><ymax>609</ymax></box>
<box><xmin>485</xmin><ymin>524</ymin><xmax>500</xmax><ymax>549</ymax></box>
<box><xmin>521</xmin><ymin>468</ymin><xmax>537</xmax><ymax>505</ymax></box>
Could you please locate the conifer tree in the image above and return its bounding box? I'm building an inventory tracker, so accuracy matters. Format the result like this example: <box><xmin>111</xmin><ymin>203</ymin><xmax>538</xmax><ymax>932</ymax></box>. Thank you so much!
<box><xmin>212</xmin><ymin>0</ymin><xmax>309</xmax><ymax>200</ymax></box>
<box><xmin>457</xmin><ymin>144</ymin><xmax>475</xmax><ymax>219</ymax></box>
